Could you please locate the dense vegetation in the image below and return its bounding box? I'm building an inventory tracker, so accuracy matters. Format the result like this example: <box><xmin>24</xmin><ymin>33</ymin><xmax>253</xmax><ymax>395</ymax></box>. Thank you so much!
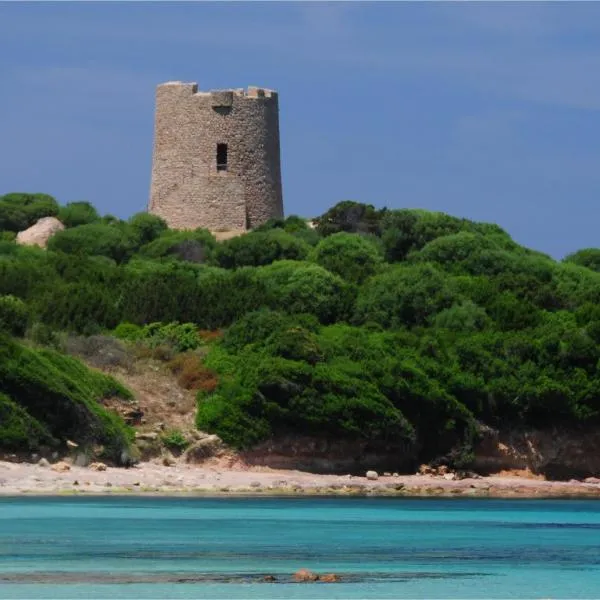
<box><xmin>2</xmin><ymin>192</ymin><xmax>600</xmax><ymax>469</ymax></box>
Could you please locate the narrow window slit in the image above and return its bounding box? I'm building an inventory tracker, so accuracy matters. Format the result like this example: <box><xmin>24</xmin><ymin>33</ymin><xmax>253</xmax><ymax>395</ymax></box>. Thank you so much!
<box><xmin>217</xmin><ymin>143</ymin><xmax>228</xmax><ymax>171</ymax></box>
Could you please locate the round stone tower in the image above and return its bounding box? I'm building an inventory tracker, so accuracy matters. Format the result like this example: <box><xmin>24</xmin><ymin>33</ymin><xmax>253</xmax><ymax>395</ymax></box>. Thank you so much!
<box><xmin>148</xmin><ymin>81</ymin><xmax>283</xmax><ymax>231</ymax></box>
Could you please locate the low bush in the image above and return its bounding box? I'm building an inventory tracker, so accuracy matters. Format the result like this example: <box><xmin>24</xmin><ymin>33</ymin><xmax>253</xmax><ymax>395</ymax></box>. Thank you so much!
<box><xmin>161</xmin><ymin>428</ymin><xmax>190</xmax><ymax>452</ymax></box>
<box><xmin>0</xmin><ymin>295</ymin><xmax>29</xmax><ymax>336</ymax></box>
<box><xmin>167</xmin><ymin>353</ymin><xmax>219</xmax><ymax>392</ymax></box>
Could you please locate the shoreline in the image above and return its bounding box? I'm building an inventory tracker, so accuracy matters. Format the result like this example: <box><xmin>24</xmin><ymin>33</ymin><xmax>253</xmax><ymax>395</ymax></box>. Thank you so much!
<box><xmin>1</xmin><ymin>460</ymin><xmax>600</xmax><ymax>499</ymax></box>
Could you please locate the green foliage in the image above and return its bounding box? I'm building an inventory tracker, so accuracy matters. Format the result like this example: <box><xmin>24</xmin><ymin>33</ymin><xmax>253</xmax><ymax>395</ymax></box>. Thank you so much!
<box><xmin>0</xmin><ymin>334</ymin><xmax>133</xmax><ymax>463</ymax></box>
<box><xmin>315</xmin><ymin>201</ymin><xmax>382</xmax><ymax>237</ymax></box>
<box><xmin>137</xmin><ymin>322</ymin><xmax>202</xmax><ymax>353</ymax></box>
<box><xmin>113</xmin><ymin>322</ymin><xmax>142</xmax><ymax>341</ymax></box>
<box><xmin>564</xmin><ymin>248</ymin><xmax>600</xmax><ymax>273</ymax></box>
<box><xmin>354</xmin><ymin>263</ymin><xmax>458</xmax><ymax>327</ymax></box>
<box><xmin>0</xmin><ymin>295</ymin><xmax>30</xmax><ymax>336</ymax></box>
<box><xmin>0</xmin><ymin>393</ymin><xmax>55</xmax><ymax>451</ymax></box>
<box><xmin>312</xmin><ymin>232</ymin><xmax>383</xmax><ymax>283</ymax></box>
<box><xmin>139</xmin><ymin>228</ymin><xmax>216</xmax><ymax>263</ymax></box>
<box><xmin>214</xmin><ymin>229</ymin><xmax>310</xmax><ymax>268</ymax></box>
<box><xmin>3</xmin><ymin>194</ymin><xmax>600</xmax><ymax>470</ymax></box>
<box><xmin>161</xmin><ymin>428</ymin><xmax>189</xmax><ymax>451</ymax></box>
<box><xmin>257</xmin><ymin>261</ymin><xmax>351</xmax><ymax>323</ymax></box>
<box><xmin>128</xmin><ymin>212</ymin><xmax>168</xmax><ymax>245</ymax></box>
<box><xmin>47</xmin><ymin>222</ymin><xmax>137</xmax><ymax>263</ymax></box>
<box><xmin>58</xmin><ymin>202</ymin><xmax>100</xmax><ymax>228</ymax></box>
<box><xmin>0</xmin><ymin>193</ymin><xmax>59</xmax><ymax>232</ymax></box>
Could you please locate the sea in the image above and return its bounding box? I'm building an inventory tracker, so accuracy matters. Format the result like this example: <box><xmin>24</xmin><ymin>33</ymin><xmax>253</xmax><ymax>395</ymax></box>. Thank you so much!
<box><xmin>0</xmin><ymin>496</ymin><xmax>599</xmax><ymax>599</ymax></box>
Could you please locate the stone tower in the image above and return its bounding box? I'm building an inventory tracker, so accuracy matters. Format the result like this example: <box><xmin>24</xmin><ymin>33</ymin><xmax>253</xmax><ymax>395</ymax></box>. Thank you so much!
<box><xmin>148</xmin><ymin>81</ymin><xmax>283</xmax><ymax>231</ymax></box>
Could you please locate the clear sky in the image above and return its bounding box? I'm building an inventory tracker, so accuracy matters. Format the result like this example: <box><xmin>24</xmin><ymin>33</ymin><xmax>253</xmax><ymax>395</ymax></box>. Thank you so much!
<box><xmin>1</xmin><ymin>2</ymin><xmax>599</xmax><ymax>258</ymax></box>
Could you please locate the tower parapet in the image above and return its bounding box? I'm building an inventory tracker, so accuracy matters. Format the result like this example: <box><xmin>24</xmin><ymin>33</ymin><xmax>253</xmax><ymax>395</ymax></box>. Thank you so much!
<box><xmin>148</xmin><ymin>81</ymin><xmax>283</xmax><ymax>231</ymax></box>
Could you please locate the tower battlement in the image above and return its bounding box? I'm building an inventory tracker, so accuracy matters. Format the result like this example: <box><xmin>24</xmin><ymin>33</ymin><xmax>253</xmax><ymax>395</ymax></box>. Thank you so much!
<box><xmin>148</xmin><ymin>81</ymin><xmax>283</xmax><ymax>231</ymax></box>
<box><xmin>158</xmin><ymin>81</ymin><xmax>278</xmax><ymax>99</ymax></box>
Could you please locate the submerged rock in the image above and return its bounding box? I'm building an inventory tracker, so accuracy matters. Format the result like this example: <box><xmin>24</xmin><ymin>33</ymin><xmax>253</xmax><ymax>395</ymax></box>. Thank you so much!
<box><xmin>319</xmin><ymin>573</ymin><xmax>341</xmax><ymax>583</ymax></box>
<box><xmin>293</xmin><ymin>569</ymin><xmax>318</xmax><ymax>582</ymax></box>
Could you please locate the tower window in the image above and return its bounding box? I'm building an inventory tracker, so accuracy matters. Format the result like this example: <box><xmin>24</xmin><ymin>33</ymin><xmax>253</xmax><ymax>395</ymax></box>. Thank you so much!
<box><xmin>217</xmin><ymin>143</ymin><xmax>228</xmax><ymax>171</ymax></box>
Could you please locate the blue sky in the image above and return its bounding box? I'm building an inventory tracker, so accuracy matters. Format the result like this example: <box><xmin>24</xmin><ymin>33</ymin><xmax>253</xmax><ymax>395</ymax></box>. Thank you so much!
<box><xmin>1</xmin><ymin>2</ymin><xmax>600</xmax><ymax>258</ymax></box>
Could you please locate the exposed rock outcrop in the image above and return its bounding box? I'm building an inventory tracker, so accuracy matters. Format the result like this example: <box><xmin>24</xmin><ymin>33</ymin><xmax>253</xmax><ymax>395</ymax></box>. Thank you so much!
<box><xmin>241</xmin><ymin>435</ymin><xmax>414</xmax><ymax>474</ymax></box>
<box><xmin>474</xmin><ymin>426</ymin><xmax>600</xmax><ymax>480</ymax></box>
<box><xmin>16</xmin><ymin>217</ymin><xmax>64</xmax><ymax>248</ymax></box>
<box><xmin>183</xmin><ymin>434</ymin><xmax>225</xmax><ymax>464</ymax></box>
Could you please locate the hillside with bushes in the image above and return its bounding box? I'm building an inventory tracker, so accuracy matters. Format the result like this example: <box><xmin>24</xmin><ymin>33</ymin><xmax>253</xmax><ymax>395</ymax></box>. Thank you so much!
<box><xmin>2</xmin><ymin>192</ymin><xmax>600</xmax><ymax>472</ymax></box>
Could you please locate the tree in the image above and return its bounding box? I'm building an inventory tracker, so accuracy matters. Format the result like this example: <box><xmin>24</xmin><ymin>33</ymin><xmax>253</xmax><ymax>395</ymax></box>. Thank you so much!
<box><xmin>214</xmin><ymin>229</ymin><xmax>310</xmax><ymax>268</ymax></box>
<box><xmin>314</xmin><ymin>201</ymin><xmax>383</xmax><ymax>237</ymax></box>
<box><xmin>354</xmin><ymin>263</ymin><xmax>458</xmax><ymax>328</ymax></box>
<box><xmin>47</xmin><ymin>223</ymin><xmax>137</xmax><ymax>263</ymax></box>
<box><xmin>312</xmin><ymin>232</ymin><xmax>383</xmax><ymax>283</ymax></box>
<box><xmin>58</xmin><ymin>202</ymin><xmax>100</xmax><ymax>228</ymax></box>
<box><xmin>563</xmin><ymin>248</ymin><xmax>600</xmax><ymax>273</ymax></box>
<box><xmin>0</xmin><ymin>193</ymin><xmax>59</xmax><ymax>232</ymax></box>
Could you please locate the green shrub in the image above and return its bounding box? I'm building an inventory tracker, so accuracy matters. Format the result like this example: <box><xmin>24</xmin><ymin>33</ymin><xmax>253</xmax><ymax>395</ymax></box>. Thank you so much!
<box><xmin>0</xmin><ymin>393</ymin><xmax>56</xmax><ymax>451</ymax></box>
<box><xmin>58</xmin><ymin>202</ymin><xmax>100</xmax><ymax>228</ymax></box>
<box><xmin>312</xmin><ymin>232</ymin><xmax>383</xmax><ymax>283</ymax></box>
<box><xmin>0</xmin><ymin>193</ymin><xmax>59</xmax><ymax>232</ymax></box>
<box><xmin>47</xmin><ymin>223</ymin><xmax>137</xmax><ymax>263</ymax></box>
<box><xmin>214</xmin><ymin>229</ymin><xmax>310</xmax><ymax>269</ymax></box>
<box><xmin>161</xmin><ymin>428</ymin><xmax>190</xmax><ymax>452</ymax></box>
<box><xmin>0</xmin><ymin>295</ymin><xmax>29</xmax><ymax>336</ymax></box>
<box><xmin>0</xmin><ymin>335</ymin><xmax>134</xmax><ymax>463</ymax></box>
<box><xmin>113</xmin><ymin>322</ymin><xmax>142</xmax><ymax>341</ymax></box>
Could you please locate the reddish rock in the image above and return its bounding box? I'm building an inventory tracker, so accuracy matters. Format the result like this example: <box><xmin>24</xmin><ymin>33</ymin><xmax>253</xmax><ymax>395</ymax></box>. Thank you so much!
<box><xmin>50</xmin><ymin>461</ymin><xmax>71</xmax><ymax>473</ymax></box>
<box><xmin>262</xmin><ymin>575</ymin><xmax>277</xmax><ymax>582</ymax></box>
<box><xmin>318</xmin><ymin>573</ymin><xmax>341</xmax><ymax>583</ymax></box>
<box><xmin>293</xmin><ymin>569</ymin><xmax>318</xmax><ymax>582</ymax></box>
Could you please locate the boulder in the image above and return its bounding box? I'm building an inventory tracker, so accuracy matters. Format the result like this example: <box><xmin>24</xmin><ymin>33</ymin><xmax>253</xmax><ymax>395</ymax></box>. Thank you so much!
<box><xmin>37</xmin><ymin>457</ymin><xmax>50</xmax><ymax>468</ymax></box>
<box><xmin>16</xmin><ymin>217</ymin><xmax>64</xmax><ymax>248</ymax></box>
<box><xmin>89</xmin><ymin>462</ymin><xmax>107</xmax><ymax>472</ymax></box>
<box><xmin>51</xmin><ymin>461</ymin><xmax>71</xmax><ymax>472</ymax></box>
<box><xmin>293</xmin><ymin>569</ymin><xmax>318</xmax><ymax>582</ymax></box>
<box><xmin>584</xmin><ymin>477</ymin><xmax>600</xmax><ymax>484</ymax></box>
<box><xmin>262</xmin><ymin>575</ymin><xmax>277</xmax><ymax>582</ymax></box>
<box><xmin>366</xmin><ymin>470</ymin><xmax>379</xmax><ymax>480</ymax></box>
<box><xmin>182</xmin><ymin>435</ymin><xmax>225</xmax><ymax>463</ymax></box>
<box><xmin>66</xmin><ymin>440</ymin><xmax>79</xmax><ymax>450</ymax></box>
<box><xmin>319</xmin><ymin>573</ymin><xmax>341</xmax><ymax>583</ymax></box>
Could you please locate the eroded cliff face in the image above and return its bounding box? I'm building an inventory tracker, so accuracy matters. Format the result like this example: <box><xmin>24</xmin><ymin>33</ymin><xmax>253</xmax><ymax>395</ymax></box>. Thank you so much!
<box><xmin>240</xmin><ymin>435</ymin><xmax>415</xmax><ymax>475</ymax></box>
<box><xmin>473</xmin><ymin>426</ymin><xmax>600</xmax><ymax>480</ymax></box>
<box><xmin>238</xmin><ymin>428</ymin><xmax>600</xmax><ymax>480</ymax></box>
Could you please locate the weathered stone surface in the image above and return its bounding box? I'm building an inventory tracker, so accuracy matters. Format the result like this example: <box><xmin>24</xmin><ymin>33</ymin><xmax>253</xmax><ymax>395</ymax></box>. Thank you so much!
<box><xmin>37</xmin><ymin>458</ymin><xmax>50</xmax><ymax>468</ymax></box>
<box><xmin>584</xmin><ymin>477</ymin><xmax>600</xmax><ymax>484</ymax></box>
<box><xmin>16</xmin><ymin>217</ymin><xmax>64</xmax><ymax>248</ymax></box>
<box><xmin>89</xmin><ymin>462</ymin><xmax>107</xmax><ymax>472</ymax></box>
<box><xmin>148</xmin><ymin>82</ymin><xmax>283</xmax><ymax>231</ymax></box>
<box><xmin>318</xmin><ymin>573</ymin><xmax>341</xmax><ymax>583</ymax></box>
<box><xmin>366</xmin><ymin>470</ymin><xmax>379</xmax><ymax>480</ymax></box>
<box><xmin>182</xmin><ymin>435</ymin><xmax>224</xmax><ymax>463</ymax></box>
<box><xmin>66</xmin><ymin>440</ymin><xmax>78</xmax><ymax>450</ymax></box>
<box><xmin>293</xmin><ymin>569</ymin><xmax>318</xmax><ymax>582</ymax></box>
<box><xmin>51</xmin><ymin>461</ymin><xmax>71</xmax><ymax>472</ymax></box>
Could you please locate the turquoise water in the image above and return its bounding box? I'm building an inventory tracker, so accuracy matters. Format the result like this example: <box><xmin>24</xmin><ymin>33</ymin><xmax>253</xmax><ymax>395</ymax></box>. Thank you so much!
<box><xmin>1</xmin><ymin>497</ymin><xmax>600</xmax><ymax>598</ymax></box>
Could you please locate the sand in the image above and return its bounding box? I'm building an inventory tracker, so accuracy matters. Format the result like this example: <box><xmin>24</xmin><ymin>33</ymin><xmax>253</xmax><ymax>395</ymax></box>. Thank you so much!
<box><xmin>0</xmin><ymin>460</ymin><xmax>599</xmax><ymax>498</ymax></box>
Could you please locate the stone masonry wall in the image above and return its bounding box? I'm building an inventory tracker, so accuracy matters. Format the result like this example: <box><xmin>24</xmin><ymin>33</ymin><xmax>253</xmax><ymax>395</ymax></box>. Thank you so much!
<box><xmin>148</xmin><ymin>82</ymin><xmax>283</xmax><ymax>231</ymax></box>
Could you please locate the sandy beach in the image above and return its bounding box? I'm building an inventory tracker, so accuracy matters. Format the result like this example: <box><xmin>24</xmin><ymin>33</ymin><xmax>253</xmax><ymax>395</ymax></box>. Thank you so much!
<box><xmin>1</xmin><ymin>459</ymin><xmax>599</xmax><ymax>498</ymax></box>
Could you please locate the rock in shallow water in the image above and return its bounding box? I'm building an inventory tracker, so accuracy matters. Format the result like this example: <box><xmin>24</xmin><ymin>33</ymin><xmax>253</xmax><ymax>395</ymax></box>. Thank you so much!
<box><xmin>293</xmin><ymin>569</ymin><xmax>318</xmax><ymax>582</ymax></box>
